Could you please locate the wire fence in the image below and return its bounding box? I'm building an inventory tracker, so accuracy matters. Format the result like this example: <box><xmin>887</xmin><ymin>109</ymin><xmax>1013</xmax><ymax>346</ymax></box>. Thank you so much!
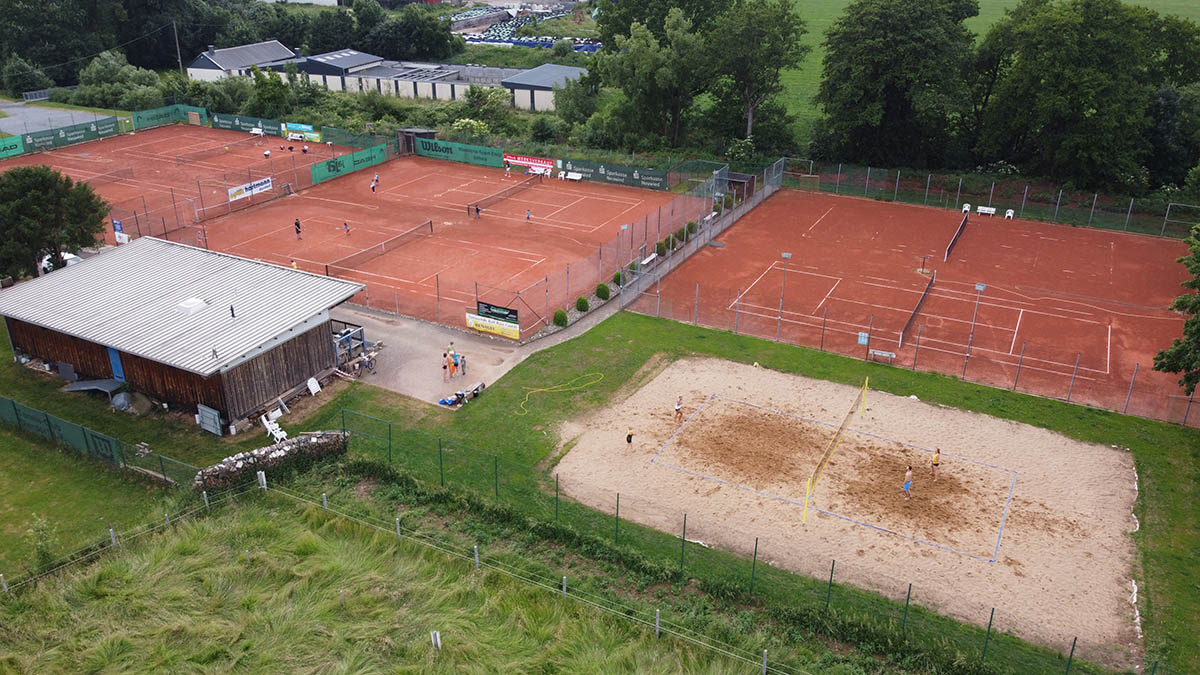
<box><xmin>0</xmin><ymin>395</ymin><xmax>199</xmax><ymax>486</ymax></box>
<box><xmin>784</xmin><ymin>159</ymin><xmax>1200</xmax><ymax>239</ymax></box>
<box><xmin>334</xmin><ymin>408</ymin><xmax>1124</xmax><ymax>674</ymax></box>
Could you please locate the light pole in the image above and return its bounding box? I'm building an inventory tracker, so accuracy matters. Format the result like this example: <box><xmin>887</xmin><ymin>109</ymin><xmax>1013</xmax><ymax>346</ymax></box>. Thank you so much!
<box><xmin>620</xmin><ymin>224</ymin><xmax>630</xmax><ymax>283</ymax></box>
<box><xmin>781</xmin><ymin>252</ymin><xmax>792</xmax><ymax>302</ymax></box>
<box><xmin>969</xmin><ymin>282</ymin><xmax>986</xmax><ymax>341</ymax></box>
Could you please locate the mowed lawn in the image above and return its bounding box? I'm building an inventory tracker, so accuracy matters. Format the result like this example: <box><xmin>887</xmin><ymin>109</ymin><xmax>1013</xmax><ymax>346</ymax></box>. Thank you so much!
<box><xmin>784</xmin><ymin>0</ymin><xmax>1200</xmax><ymax>143</ymax></box>
<box><xmin>0</xmin><ymin>428</ymin><xmax>169</xmax><ymax>574</ymax></box>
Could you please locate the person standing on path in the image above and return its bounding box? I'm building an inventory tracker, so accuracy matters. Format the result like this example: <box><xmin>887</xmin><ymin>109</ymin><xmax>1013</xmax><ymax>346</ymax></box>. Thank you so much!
<box><xmin>448</xmin><ymin>352</ymin><xmax>457</xmax><ymax>379</ymax></box>
<box><xmin>294</xmin><ymin>218</ymin><xmax>302</xmax><ymax>240</ymax></box>
<box><xmin>930</xmin><ymin>449</ymin><xmax>940</xmax><ymax>482</ymax></box>
<box><xmin>902</xmin><ymin>466</ymin><xmax>913</xmax><ymax>500</ymax></box>
<box><xmin>459</xmin><ymin>353</ymin><xmax>466</xmax><ymax>377</ymax></box>
<box><xmin>442</xmin><ymin>353</ymin><xmax>449</xmax><ymax>382</ymax></box>
<box><xmin>674</xmin><ymin>396</ymin><xmax>684</xmax><ymax>423</ymax></box>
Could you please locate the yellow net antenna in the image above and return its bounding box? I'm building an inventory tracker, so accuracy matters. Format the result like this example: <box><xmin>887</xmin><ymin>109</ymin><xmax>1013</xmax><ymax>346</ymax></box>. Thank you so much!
<box><xmin>804</xmin><ymin>377</ymin><xmax>867</xmax><ymax>524</ymax></box>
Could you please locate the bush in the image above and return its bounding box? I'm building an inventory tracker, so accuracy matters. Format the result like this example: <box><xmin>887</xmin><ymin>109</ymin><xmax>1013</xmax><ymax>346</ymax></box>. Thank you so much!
<box><xmin>595</xmin><ymin>283</ymin><xmax>610</xmax><ymax>300</ymax></box>
<box><xmin>675</xmin><ymin>227</ymin><xmax>687</xmax><ymax>242</ymax></box>
<box><xmin>612</xmin><ymin>271</ymin><xmax>623</xmax><ymax>286</ymax></box>
<box><xmin>553</xmin><ymin>309</ymin><xmax>568</xmax><ymax>327</ymax></box>
<box><xmin>655</xmin><ymin>240</ymin><xmax>668</xmax><ymax>257</ymax></box>
<box><xmin>686</xmin><ymin>220</ymin><xmax>697</xmax><ymax>235</ymax></box>
<box><xmin>530</xmin><ymin>116</ymin><xmax>556</xmax><ymax>143</ymax></box>
<box><xmin>575</xmin><ymin>296</ymin><xmax>589</xmax><ymax>312</ymax></box>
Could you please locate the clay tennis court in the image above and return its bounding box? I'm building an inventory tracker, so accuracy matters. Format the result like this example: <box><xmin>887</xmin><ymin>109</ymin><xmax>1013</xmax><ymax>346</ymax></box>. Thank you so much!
<box><xmin>555</xmin><ymin>358</ymin><xmax>1138</xmax><ymax>668</ymax></box>
<box><xmin>198</xmin><ymin>154</ymin><xmax>679</xmax><ymax>332</ymax></box>
<box><xmin>0</xmin><ymin>125</ymin><xmax>351</xmax><ymax>246</ymax></box>
<box><xmin>634</xmin><ymin>189</ymin><xmax>1193</xmax><ymax>424</ymax></box>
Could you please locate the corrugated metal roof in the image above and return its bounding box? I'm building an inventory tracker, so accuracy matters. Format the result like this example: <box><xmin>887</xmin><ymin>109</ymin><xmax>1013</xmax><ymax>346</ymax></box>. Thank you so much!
<box><xmin>202</xmin><ymin>40</ymin><xmax>296</xmax><ymax>71</ymax></box>
<box><xmin>308</xmin><ymin>50</ymin><xmax>383</xmax><ymax>71</ymax></box>
<box><xmin>0</xmin><ymin>238</ymin><xmax>363</xmax><ymax>377</ymax></box>
<box><xmin>501</xmin><ymin>64</ymin><xmax>587</xmax><ymax>90</ymax></box>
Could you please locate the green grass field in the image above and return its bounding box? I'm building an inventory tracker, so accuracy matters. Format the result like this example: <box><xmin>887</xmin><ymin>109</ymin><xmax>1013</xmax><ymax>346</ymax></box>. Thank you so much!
<box><xmin>781</xmin><ymin>0</ymin><xmax>1200</xmax><ymax>143</ymax></box>
<box><xmin>0</xmin><ymin>495</ymin><xmax>765</xmax><ymax>673</ymax></box>
<box><xmin>0</xmin><ymin>428</ymin><xmax>170</xmax><ymax>574</ymax></box>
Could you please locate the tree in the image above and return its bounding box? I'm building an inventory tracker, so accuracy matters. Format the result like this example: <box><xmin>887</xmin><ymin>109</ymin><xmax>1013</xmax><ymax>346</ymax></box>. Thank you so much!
<box><xmin>1154</xmin><ymin>225</ymin><xmax>1200</xmax><ymax>394</ymax></box>
<box><xmin>0</xmin><ymin>167</ymin><xmax>108</xmax><ymax>279</ymax></box>
<box><xmin>1</xmin><ymin>55</ymin><xmax>53</xmax><ymax>96</ymax></box>
<box><xmin>976</xmin><ymin>0</ymin><xmax>1157</xmax><ymax>189</ymax></box>
<box><xmin>595</xmin><ymin>0</ymin><xmax>730</xmax><ymax>45</ymax></box>
<box><xmin>309</xmin><ymin>9</ymin><xmax>357</xmax><ymax>55</ymax></box>
<box><xmin>242</xmin><ymin>66</ymin><xmax>292</xmax><ymax>119</ymax></box>
<box><xmin>815</xmin><ymin>0</ymin><xmax>977</xmax><ymax>167</ymax></box>
<box><xmin>710</xmin><ymin>0</ymin><xmax>808</xmax><ymax>139</ymax></box>
<box><xmin>351</xmin><ymin>0</ymin><xmax>388</xmax><ymax>44</ymax></box>
<box><xmin>363</xmin><ymin>6</ymin><xmax>462</xmax><ymax>60</ymax></box>
<box><xmin>596</xmin><ymin>9</ymin><xmax>711</xmax><ymax>146</ymax></box>
<box><xmin>554</xmin><ymin>70</ymin><xmax>599</xmax><ymax>127</ymax></box>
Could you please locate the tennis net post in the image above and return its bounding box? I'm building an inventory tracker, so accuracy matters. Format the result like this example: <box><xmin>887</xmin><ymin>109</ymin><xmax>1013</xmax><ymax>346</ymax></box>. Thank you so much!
<box><xmin>326</xmin><ymin>219</ymin><xmax>433</xmax><ymax>271</ymax></box>
<box><xmin>803</xmin><ymin>377</ymin><xmax>868</xmax><ymax>524</ymax></box>
<box><xmin>467</xmin><ymin>173</ymin><xmax>543</xmax><ymax>216</ymax></box>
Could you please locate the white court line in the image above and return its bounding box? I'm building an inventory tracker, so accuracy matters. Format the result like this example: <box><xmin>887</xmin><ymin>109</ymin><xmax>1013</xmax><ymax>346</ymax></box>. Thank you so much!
<box><xmin>814</xmin><ymin>279</ymin><xmax>841</xmax><ymax>313</ymax></box>
<box><xmin>804</xmin><ymin>206</ymin><xmax>834</xmax><ymax>235</ymax></box>
<box><xmin>725</xmin><ymin>261</ymin><xmax>779</xmax><ymax>310</ymax></box>
<box><xmin>543</xmin><ymin>195</ymin><xmax>586</xmax><ymax>220</ymax></box>
<box><xmin>1009</xmin><ymin>309</ymin><xmax>1023</xmax><ymax>354</ymax></box>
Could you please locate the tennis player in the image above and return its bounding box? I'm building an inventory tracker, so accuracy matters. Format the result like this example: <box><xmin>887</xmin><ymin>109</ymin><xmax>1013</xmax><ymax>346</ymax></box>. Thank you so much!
<box><xmin>294</xmin><ymin>218</ymin><xmax>302</xmax><ymax>240</ymax></box>
<box><xmin>343</xmin><ymin>222</ymin><xmax>351</xmax><ymax>236</ymax></box>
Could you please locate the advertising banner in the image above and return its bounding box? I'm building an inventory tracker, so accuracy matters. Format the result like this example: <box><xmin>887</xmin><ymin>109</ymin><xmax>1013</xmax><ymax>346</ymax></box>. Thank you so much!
<box><xmin>415</xmin><ymin>138</ymin><xmax>502</xmax><ymax>167</ymax></box>
<box><xmin>228</xmin><ymin>177</ymin><xmax>273</xmax><ymax>202</ymax></box>
<box><xmin>503</xmin><ymin>153</ymin><xmax>554</xmax><ymax>171</ymax></box>
<box><xmin>476</xmin><ymin>301</ymin><xmax>518</xmax><ymax>324</ymax></box>
<box><xmin>558</xmin><ymin>158</ymin><xmax>669</xmax><ymax>190</ymax></box>
<box><xmin>311</xmin><ymin>144</ymin><xmax>388</xmax><ymax>185</ymax></box>
<box><xmin>132</xmin><ymin>105</ymin><xmax>180</xmax><ymax>130</ymax></box>
<box><xmin>466</xmin><ymin>312</ymin><xmax>520</xmax><ymax>340</ymax></box>
<box><xmin>283</xmin><ymin>122</ymin><xmax>322</xmax><ymax>142</ymax></box>
<box><xmin>212</xmin><ymin>113</ymin><xmax>283</xmax><ymax>136</ymax></box>
<box><xmin>0</xmin><ymin>135</ymin><xmax>25</xmax><ymax>159</ymax></box>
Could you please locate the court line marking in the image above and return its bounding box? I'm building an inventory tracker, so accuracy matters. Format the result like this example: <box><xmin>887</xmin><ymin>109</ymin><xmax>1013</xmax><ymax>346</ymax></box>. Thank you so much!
<box><xmin>1010</xmin><ymin>309</ymin><xmax>1023</xmax><ymax>354</ymax></box>
<box><xmin>804</xmin><ymin>206</ymin><xmax>835</xmax><ymax>235</ymax></box>
<box><xmin>813</xmin><ymin>279</ymin><xmax>841</xmax><ymax>314</ymax></box>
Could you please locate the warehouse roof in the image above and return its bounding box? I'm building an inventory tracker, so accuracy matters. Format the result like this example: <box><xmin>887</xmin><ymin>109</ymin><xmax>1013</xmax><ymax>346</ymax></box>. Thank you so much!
<box><xmin>190</xmin><ymin>40</ymin><xmax>296</xmax><ymax>71</ymax></box>
<box><xmin>0</xmin><ymin>238</ymin><xmax>363</xmax><ymax>377</ymax></box>
<box><xmin>501</xmin><ymin>64</ymin><xmax>587</xmax><ymax>91</ymax></box>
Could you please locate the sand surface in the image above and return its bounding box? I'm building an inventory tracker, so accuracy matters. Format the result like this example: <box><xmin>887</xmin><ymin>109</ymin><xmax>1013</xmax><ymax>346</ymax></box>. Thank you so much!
<box><xmin>555</xmin><ymin>358</ymin><xmax>1139</xmax><ymax>667</ymax></box>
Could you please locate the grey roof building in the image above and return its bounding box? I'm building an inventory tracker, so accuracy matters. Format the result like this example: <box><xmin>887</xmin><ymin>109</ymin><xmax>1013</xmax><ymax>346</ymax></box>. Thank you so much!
<box><xmin>501</xmin><ymin>64</ymin><xmax>588</xmax><ymax>112</ymax></box>
<box><xmin>0</xmin><ymin>238</ymin><xmax>363</xmax><ymax>430</ymax></box>
<box><xmin>187</xmin><ymin>40</ymin><xmax>298</xmax><ymax>81</ymax></box>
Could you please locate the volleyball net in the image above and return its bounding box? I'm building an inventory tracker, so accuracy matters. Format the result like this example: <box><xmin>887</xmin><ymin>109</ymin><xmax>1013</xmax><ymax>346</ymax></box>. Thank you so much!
<box><xmin>804</xmin><ymin>377</ymin><xmax>867</xmax><ymax>523</ymax></box>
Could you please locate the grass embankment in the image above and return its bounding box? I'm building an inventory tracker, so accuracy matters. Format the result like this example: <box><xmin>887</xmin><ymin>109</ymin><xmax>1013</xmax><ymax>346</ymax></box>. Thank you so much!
<box><xmin>0</xmin><ymin>428</ymin><xmax>170</xmax><ymax>573</ymax></box>
<box><xmin>0</xmin><ymin>494</ymin><xmax>757</xmax><ymax>673</ymax></box>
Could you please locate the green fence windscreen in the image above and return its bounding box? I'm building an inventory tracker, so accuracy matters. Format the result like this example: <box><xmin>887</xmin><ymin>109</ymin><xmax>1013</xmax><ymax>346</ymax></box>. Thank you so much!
<box><xmin>0</xmin><ymin>135</ymin><xmax>23</xmax><ymax>159</ymax></box>
<box><xmin>559</xmin><ymin>158</ymin><xmax>669</xmax><ymax>190</ymax></box>
<box><xmin>132</xmin><ymin>104</ymin><xmax>208</xmax><ymax>130</ymax></box>
<box><xmin>211</xmin><ymin>113</ymin><xmax>283</xmax><ymax>136</ymax></box>
<box><xmin>311</xmin><ymin>144</ymin><xmax>388</xmax><ymax>185</ymax></box>
<box><xmin>415</xmin><ymin>138</ymin><xmax>502</xmax><ymax>167</ymax></box>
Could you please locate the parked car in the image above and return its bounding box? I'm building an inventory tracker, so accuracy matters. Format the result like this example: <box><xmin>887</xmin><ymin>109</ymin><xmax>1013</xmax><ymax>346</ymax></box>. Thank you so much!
<box><xmin>40</xmin><ymin>252</ymin><xmax>82</xmax><ymax>274</ymax></box>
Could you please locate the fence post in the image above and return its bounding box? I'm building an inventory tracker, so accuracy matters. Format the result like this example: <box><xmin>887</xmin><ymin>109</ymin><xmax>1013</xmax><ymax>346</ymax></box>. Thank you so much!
<box><xmin>693</xmin><ymin>283</ymin><xmax>699</xmax><ymax>325</ymax></box>
<box><xmin>158</xmin><ymin>454</ymin><xmax>166</xmax><ymax>481</ymax></box>
<box><xmin>438</xmin><ymin>439</ymin><xmax>444</xmax><ymax>486</ymax></box>
<box><xmin>894</xmin><ymin>170</ymin><xmax>900</xmax><ymax>201</ymax></box>
<box><xmin>555</xmin><ymin>474</ymin><xmax>559</xmax><ymax>522</ymax></box>
<box><xmin>1</xmin><ymin>574</ymin><xmax>6</xmax><ymax>594</ymax></box>
<box><xmin>982</xmin><ymin>608</ymin><xmax>994</xmax><ymax>661</ymax></box>
<box><xmin>614</xmin><ymin>493</ymin><xmax>620</xmax><ymax>544</ymax></box>
<box><xmin>203</xmin><ymin>490</ymin><xmax>210</xmax><ymax>511</ymax></box>
<box><xmin>562</xmin><ymin>576</ymin><xmax>567</xmax><ymax>597</ymax></box>
<box><xmin>987</xmin><ymin>181</ymin><xmax>995</xmax><ymax>207</ymax></box>
<box><xmin>734</xmin><ymin>290</ymin><xmax>741</xmax><ymax>334</ymax></box>
<box><xmin>1013</xmin><ymin>343</ymin><xmax>1026</xmax><ymax>390</ymax></box>
<box><xmin>865</xmin><ymin>166</ymin><xmax>871</xmax><ymax>195</ymax></box>
<box><xmin>1065</xmin><ymin>636</ymin><xmax>1077</xmax><ymax>673</ymax></box>
<box><xmin>1124</xmin><ymin>364</ymin><xmax>1139</xmax><ymax>414</ymax></box>
<box><xmin>1020</xmin><ymin>185</ymin><xmax>1028</xmax><ymax>218</ymax></box>
<box><xmin>762</xmin><ymin>650</ymin><xmax>768</xmax><ymax>674</ymax></box>
<box><xmin>1184</xmin><ymin>389</ymin><xmax>1195</xmax><ymax>426</ymax></box>
<box><xmin>322</xmin><ymin>492</ymin><xmax>328</xmax><ymax>510</ymax></box>
<box><xmin>820</xmin><ymin>307</ymin><xmax>828</xmax><ymax>351</ymax></box>
<box><xmin>776</xmin><ymin>296</ymin><xmax>783</xmax><ymax>342</ymax></box>
<box><xmin>396</xmin><ymin>518</ymin><xmax>401</xmax><ymax>539</ymax></box>
<box><xmin>864</xmin><ymin>315</ymin><xmax>874</xmax><ymax>359</ymax></box>
<box><xmin>1124</xmin><ymin>197</ymin><xmax>1134</xmax><ymax>231</ymax></box>
<box><xmin>835</xmin><ymin>163</ymin><xmax>841</xmax><ymax>194</ymax></box>
<box><xmin>902</xmin><ymin>583</ymin><xmax>912</xmax><ymax>635</ymax></box>
<box><xmin>955</xmin><ymin>177</ymin><xmax>962</xmax><ymax>208</ymax></box>
<box><xmin>924</xmin><ymin>174</ymin><xmax>931</xmax><ymax>205</ymax></box>
<box><xmin>656</xmin><ymin>276</ymin><xmax>662</xmax><ymax>317</ymax></box>
<box><xmin>565</xmin><ymin>264</ymin><xmax>570</xmax><ymax>311</ymax></box>
<box><xmin>109</xmin><ymin>527</ymin><xmax>117</xmax><ymax>548</ymax></box>
<box><xmin>962</xmin><ymin>334</ymin><xmax>973</xmax><ymax>379</ymax></box>
<box><xmin>1088</xmin><ymin>193</ymin><xmax>1098</xmax><ymax>226</ymax></box>
<box><xmin>655</xmin><ymin>609</ymin><xmax>660</xmax><ymax>637</ymax></box>
<box><xmin>824</xmin><ymin>559</ymin><xmax>835</xmax><ymax>611</ymax></box>
<box><xmin>474</xmin><ymin>545</ymin><xmax>479</xmax><ymax>570</ymax></box>
<box><xmin>912</xmin><ymin>324</ymin><xmax>923</xmax><ymax>369</ymax></box>
<box><xmin>164</xmin><ymin>513</ymin><xmax>171</xmax><ymax>527</ymax></box>
<box><xmin>340</xmin><ymin>409</ymin><xmax>346</xmax><ymax>434</ymax></box>
<box><xmin>680</xmin><ymin>514</ymin><xmax>687</xmax><ymax>574</ymax></box>
<box><xmin>749</xmin><ymin>537</ymin><xmax>759</xmax><ymax>593</ymax></box>
<box><xmin>387</xmin><ymin>421</ymin><xmax>392</xmax><ymax>463</ymax></box>
<box><xmin>1066</xmin><ymin>354</ymin><xmax>1081</xmax><ymax>402</ymax></box>
<box><xmin>1053</xmin><ymin>189</ymin><xmax>1063</xmax><ymax>222</ymax></box>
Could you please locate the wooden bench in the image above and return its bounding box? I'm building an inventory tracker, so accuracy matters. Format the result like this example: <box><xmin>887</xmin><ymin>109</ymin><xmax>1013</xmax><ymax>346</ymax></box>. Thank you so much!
<box><xmin>868</xmin><ymin>349</ymin><xmax>896</xmax><ymax>364</ymax></box>
<box><xmin>976</xmin><ymin>205</ymin><xmax>997</xmax><ymax>216</ymax></box>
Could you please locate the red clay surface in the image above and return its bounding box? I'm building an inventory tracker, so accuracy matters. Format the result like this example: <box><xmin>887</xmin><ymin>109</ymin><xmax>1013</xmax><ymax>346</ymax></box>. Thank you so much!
<box><xmin>635</xmin><ymin>189</ymin><xmax>1195</xmax><ymax>425</ymax></box>
<box><xmin>175</xmin><ymin>154</ymin><xmax>679</xmax><ymax>333</ymax></box>
<box><xmin>0</xmin><ymin>125</ymin><xmax>352</xmax><ymax>246</ymax></box>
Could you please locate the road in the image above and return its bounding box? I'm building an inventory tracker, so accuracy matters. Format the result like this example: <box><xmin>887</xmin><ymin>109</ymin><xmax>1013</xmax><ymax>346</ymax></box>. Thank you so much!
<box><xmin>0</xmin><ymin>99</ymin><xmax>110</xmax><ymax>137</ymax></box>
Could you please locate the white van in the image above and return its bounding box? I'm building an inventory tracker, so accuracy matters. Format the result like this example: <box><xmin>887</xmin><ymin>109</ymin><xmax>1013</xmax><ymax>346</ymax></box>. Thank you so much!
<box><xmin>40</xmin><ymin>252</ymin><xmax>82</xmax><ymax>274</ymax></box>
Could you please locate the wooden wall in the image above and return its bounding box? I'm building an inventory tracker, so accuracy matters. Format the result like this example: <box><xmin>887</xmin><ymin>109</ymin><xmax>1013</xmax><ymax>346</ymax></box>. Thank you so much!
<box><xmin>6</xmin><ymin>317</ymin><xmax>227</xmax><ymax>413</ymax></box>
<box><xmin>221</xmin><ymin>321</ymin><xmax>335</xmax><ymax>421</ymax></box>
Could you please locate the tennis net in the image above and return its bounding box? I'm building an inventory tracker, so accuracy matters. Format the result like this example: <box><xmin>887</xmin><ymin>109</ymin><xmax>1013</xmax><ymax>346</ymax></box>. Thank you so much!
<box><xmin>327</xmin><ymin>220</ymin><xmax>433</xmax><ymax>270</ymax></box>
<box><xmin>467</xmin><ymin>174</ymin><xmax>542</xmax><ymax>216</ymax></box>
<box><xmin>898</xmin><ymin>270</ymin><xmax>936</xmax><ymax>348</ymax></box>
<box><xmin>83</xmin><ymin>166</ymin><xmax>134</xmax><ymax>186</ymax></box>
<box><xmin>175</xmin><ymin>135</ymin><xmax>262</xmax><ymax>165</ymax></box>
<box><xmin>943</xmin><ymin>212</ymin><xmax>968</xmax><ymax>261</ymax></box>
<box><xmin>807</xmin><ymin>377</ymin><xmax>867</xmax><ymax>498</ymax></box>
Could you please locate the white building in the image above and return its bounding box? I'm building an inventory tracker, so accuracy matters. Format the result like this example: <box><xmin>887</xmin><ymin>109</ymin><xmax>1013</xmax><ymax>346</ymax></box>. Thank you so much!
<box><xmin>186</xmin><ymin>40</ymin><xmax>298</xmax><ymax>82</ymax></box>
